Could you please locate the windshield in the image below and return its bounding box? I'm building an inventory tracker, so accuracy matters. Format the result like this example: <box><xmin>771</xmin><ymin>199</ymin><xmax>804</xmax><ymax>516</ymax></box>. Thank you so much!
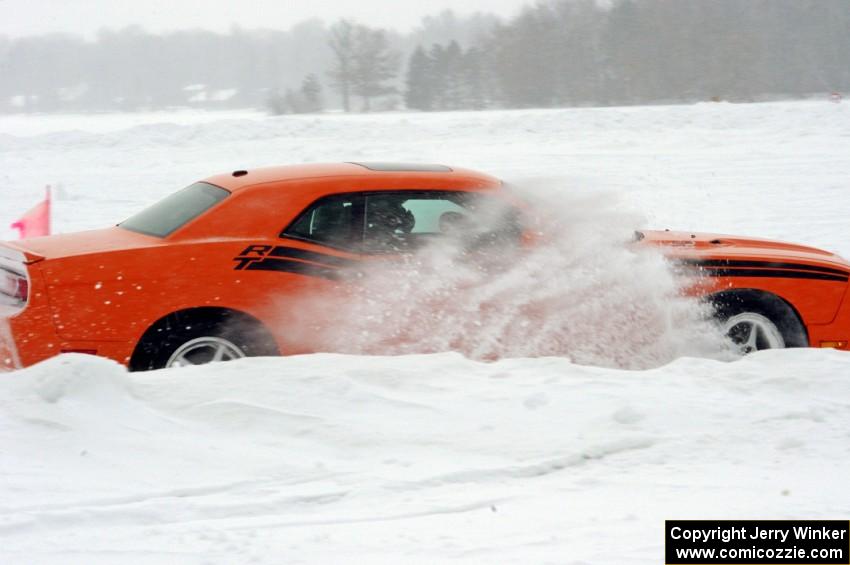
<box><xmin>120</xmin><ymin>182</ymin><xmax>229</xmax><ymax>237</ymax></box>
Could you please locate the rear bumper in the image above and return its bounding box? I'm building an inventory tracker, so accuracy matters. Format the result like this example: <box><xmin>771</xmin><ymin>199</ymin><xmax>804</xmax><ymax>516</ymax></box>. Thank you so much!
<box><xmin>0</xmin><ymin>306</ymin><xmax>136</xmax><ymax>371</ymax></box>
<box><xmin>0</xmin><ymin>309</ymin><xmax>21</xmax><ymax>371</ymax></box>
<box><xmin>0</xmin><ymin>259</ymin><xmax>137</xmax><ymax>371</ymax></box>
<box><xmin>0</xmin><ymin>301</ymin><xmax>60</xmax><ymax>371</ymax></box>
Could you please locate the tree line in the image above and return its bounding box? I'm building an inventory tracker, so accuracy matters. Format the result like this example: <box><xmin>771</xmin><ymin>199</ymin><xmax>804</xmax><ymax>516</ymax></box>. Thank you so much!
<box><xmin>1</xmin><ymin>1</ymin><xmax>849</xmax><ymax>115</ymax></box>
<box><xmin>404</xmin><ymin>0</ymin><xmax>850</xmax><ymax>110</ymax></box>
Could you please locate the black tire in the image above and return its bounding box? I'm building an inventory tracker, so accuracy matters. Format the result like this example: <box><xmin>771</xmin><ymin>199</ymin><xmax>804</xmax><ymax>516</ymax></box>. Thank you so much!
<box><xmin>130</xmin><ymin>309</ymin><xmax>279</xmax><ymax>371</ymax></box>
<box><xmin>710</xmin><ymin>290</ymin><xmax>808</xmax><ymax>353</ymax></box>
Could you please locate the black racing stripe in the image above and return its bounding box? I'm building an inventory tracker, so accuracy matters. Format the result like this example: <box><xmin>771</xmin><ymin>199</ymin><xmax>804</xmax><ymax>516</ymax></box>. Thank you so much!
<box><xmin>680</xmin><ymin>258</ymin><xmax>850</xmax><ymax>277</ymax></box>
<box><xmin>700</xmin><ymin>268</ymin><xmax>848</xmax><ymax>282</ymax></box>
<box><xmin>246</xmin><ymin>258</ymin><xmax>341</xmax><ymax>280</ymax></box>
<box><xmin>269</xmin><ymin>246</ymin><xmax>357</xmax><ymax>268</ymax></box>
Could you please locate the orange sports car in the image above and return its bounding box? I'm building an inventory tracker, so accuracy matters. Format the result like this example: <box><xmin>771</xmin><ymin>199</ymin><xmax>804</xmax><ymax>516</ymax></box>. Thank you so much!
<box><xmin>1</xmin><ymin>162</ymin><xmax>848</xmax><ymax>371</ymax></box>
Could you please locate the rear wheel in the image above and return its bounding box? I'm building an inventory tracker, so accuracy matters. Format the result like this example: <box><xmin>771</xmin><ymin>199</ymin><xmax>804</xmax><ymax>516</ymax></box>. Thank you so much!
<box><xmin>130</xmin><ymin>308</ymin><xmax>278</xmax><ymax>371</ymax></box>
<box><xmin>166</xmin><ymin>335</ymin><xmax>247</xmax><ymax>368</ymax></box>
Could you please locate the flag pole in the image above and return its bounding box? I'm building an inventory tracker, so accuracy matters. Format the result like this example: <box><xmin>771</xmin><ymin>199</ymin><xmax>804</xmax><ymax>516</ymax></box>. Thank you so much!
<box><xmin>45</xmin><ymin>185</ymin><xmax>52</xmax><ymax>236</ymax></box>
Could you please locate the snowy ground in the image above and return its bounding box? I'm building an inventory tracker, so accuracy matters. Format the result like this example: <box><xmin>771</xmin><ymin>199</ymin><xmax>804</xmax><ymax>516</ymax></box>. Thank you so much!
<box><xmin>1</xmin><ymin>101</ymin><xmax>850</xmax><ymax>563</ymax></box>
<box><xmin>2</xmin><ymin>350</ymin><xmax>850</xmax><ymax>564</ymax></box>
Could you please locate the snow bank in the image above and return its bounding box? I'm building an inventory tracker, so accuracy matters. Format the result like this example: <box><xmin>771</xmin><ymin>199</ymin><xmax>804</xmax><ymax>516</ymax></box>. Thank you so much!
<box><xmin>1</xmin><ymin>350</ymin><xmax>849</xmax><ymax>563</ymax></box>
<box><xmin>6</xmin><ymin>353</ymin><xmax>132</xmax><ymax>404</ymax></box>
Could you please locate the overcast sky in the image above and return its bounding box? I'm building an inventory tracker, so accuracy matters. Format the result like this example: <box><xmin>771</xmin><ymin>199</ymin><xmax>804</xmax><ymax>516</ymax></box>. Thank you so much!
<box><xmin>1</xmin><ymin>0</ymin><xmax>530</xmax><ymax>38</ymax></box>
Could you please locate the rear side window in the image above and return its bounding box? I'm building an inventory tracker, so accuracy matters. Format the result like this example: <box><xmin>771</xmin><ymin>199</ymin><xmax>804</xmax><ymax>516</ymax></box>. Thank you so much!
<box><xmin>121</xmin><ymin>182</ymin><xmax>229</xmax><ymax>237</ymax></box>
<box><xmin>283</xmin><ymin>193</ymin><xmax>365</xmax><ymax>249</ymax></box>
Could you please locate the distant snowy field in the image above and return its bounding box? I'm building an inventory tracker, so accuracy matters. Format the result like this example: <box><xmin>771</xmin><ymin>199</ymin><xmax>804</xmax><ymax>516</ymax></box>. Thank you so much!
<box><xmin>1</xmin><ymin>101</ymin><xmax>850</xmax><ymax>563</ymax></box>
<box><xmin>2</xmin><ymin>101</ymin><xmax>850</xmax><ymax>256</ymax></box>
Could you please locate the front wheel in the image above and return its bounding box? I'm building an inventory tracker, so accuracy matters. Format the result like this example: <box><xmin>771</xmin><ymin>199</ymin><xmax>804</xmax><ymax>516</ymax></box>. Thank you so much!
<box><xmin>711</xmin><ymin>291</ymin><xmax>808</xmax><ymax>355</ymax></box>
<box><xmin>723</xmin><ymin>312</ymin><xmax>785</xmax><ymax>354</ymax></box>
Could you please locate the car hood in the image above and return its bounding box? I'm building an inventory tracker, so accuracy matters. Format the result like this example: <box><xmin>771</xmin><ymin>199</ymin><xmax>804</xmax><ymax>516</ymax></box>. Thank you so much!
<box><xmin>642</xmin><ymin>230</ymin><xmax>850</xmax><ymax>270</ymax></box>
<box><xmin>5</xmin><ymin>227</ymin><xmax>164</xmax><ymax>262</ymax></box>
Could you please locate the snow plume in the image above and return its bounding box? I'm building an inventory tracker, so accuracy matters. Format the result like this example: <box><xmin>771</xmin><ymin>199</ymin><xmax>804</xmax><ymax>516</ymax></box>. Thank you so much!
<box><xmin>285</xmin><ymin>180</ymin><xmax>729</xmax><ymax>369</ymax></box>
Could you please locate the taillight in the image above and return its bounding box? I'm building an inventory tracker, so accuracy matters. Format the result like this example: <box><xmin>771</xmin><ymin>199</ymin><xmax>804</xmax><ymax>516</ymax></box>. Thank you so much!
<box><xmin>16</xmin><ymin>277</ymin><xmax>28</xmax><ymax>302</ymax></box>
<box><xmin>0</xmin><ymin>269</ymin><xmax>28</xmax><ymax>304</ymax></box>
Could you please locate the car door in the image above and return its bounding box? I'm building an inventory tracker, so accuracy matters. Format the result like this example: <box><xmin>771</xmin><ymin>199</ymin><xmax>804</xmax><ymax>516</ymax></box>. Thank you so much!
<box><xmin>272</xmin><ymin>189</ymin><xmax>522</xmax><ymax>353</ymax></box>
<box><xmin>227</xmin><ymin>192</ymin><xmax>366</xmax><ymax>355</ymax></box>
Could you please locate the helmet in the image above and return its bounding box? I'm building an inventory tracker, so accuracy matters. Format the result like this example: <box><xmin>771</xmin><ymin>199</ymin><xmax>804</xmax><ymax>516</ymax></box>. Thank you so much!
<box><xmin>368</xmin><ymin>199</ymin><xmax>415</xmax><ymax>235</ymax></box>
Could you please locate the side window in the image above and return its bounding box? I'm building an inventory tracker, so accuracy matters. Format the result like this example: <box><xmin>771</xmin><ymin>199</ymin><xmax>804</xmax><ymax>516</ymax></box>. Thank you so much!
<box><xmin>363</xmin><ymin>192</ymin><xmax>523</xmax><ymax>254</ymax></box>
<box><xmin>283</xmin><ymin>194</ymin><xmax>365</xmax><ymax>249</ymax></box>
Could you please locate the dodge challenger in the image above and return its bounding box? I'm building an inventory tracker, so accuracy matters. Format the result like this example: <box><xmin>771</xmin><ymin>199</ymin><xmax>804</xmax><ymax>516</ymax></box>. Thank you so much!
<box><xmin>1</xmin><ymin>162</ymin><xmax>848</xmax><ymax>371</ymax></box>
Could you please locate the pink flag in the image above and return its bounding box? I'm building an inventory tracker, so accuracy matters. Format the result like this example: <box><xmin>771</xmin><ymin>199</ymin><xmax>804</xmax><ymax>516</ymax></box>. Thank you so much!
<box><xmin>11</xmin><ymin>186</ymin><xmax>51</xmax><ymax>239</ymax></box>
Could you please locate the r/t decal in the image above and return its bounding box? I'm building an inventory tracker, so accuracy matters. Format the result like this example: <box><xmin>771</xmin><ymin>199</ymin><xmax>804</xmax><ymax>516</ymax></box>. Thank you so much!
<box><xmin>233</xmin><ymin>244</ymin><xmax>272</xmax><ymax>270</ymax></box>
<box><xmin>232</xmin><ymin>244</ymin><xmax>354</xmax><ymax>281</ymax></box>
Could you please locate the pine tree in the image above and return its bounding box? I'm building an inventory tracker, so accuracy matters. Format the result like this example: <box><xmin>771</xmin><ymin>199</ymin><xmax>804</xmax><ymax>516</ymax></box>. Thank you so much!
<box><xmin>300</xmin><ymin>73</ymin><xmax>323</xmax><ymax>112</ymax></box>
<box><xmin>266</xmin><ymin>89</ymin><xmax>287</xmax><ymax>115</ymax></box>
<box><xmin>428</xmin><ymin>44</ymin><xmax>448</xmax><ymax>109</ymax></box>
<box><xmin>283</xmin><ymin>88</ymin><xmax>300</xmax><ymax>113</ymax></box>
<box><xmin>462</xmin><ymin>46</ymin><xmax>487</xmax><ymax>110</ymax></box>
<box><xmin>443</xmin><ymin>41</ymin><xmax>464</xmax><ymax>110</ymax></box>
<box><xmin>404</xmin><ymin>45</ymin><xmax>433</xmax><ymax>110</ymax></box>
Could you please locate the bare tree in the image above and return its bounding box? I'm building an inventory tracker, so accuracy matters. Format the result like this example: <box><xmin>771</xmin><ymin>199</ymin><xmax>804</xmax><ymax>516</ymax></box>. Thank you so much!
<box><xmin>327</xmin><ymin>20</ymin><xmax>356</xmax><ymax>112</ymax></box>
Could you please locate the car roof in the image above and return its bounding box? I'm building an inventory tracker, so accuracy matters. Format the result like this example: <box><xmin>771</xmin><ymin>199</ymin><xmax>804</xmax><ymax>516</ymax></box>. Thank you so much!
<box><xmin>202</xmin><ymin>162</ymin><xmax>501</xmax><ymax>192</ymax></box>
